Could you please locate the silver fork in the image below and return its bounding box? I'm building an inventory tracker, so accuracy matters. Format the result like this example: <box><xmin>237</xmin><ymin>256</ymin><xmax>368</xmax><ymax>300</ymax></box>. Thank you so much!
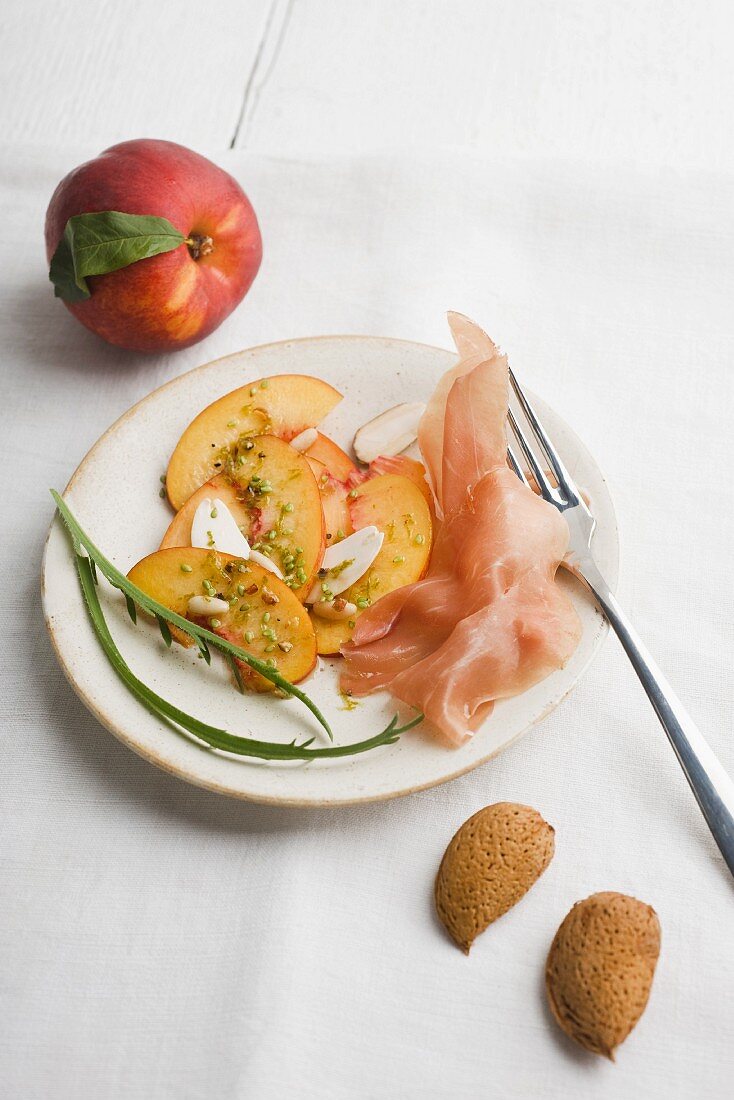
<box><xmin>507</xmin><ymin>369</ymin><xmax>734</xmax><ymax>878</ymax></box>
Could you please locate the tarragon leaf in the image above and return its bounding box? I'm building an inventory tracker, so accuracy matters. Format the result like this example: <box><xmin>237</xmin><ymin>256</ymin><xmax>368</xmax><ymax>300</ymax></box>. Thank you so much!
<box><xmin>156</xmin><ymin>615</ymin><xmax>173</xmax><ymax>648</ymax></box>
<box><xmin>51</xmin><ymin>488</ymin><xmax>425</xmax><ymax>759</ymax></box>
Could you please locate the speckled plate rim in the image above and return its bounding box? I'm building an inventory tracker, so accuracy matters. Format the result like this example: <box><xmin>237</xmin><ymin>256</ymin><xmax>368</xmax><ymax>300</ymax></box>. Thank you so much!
<box><xmin>41</xmin><ymin>334</ymin><xmax>619</xmax><ymax>807</ymax></box>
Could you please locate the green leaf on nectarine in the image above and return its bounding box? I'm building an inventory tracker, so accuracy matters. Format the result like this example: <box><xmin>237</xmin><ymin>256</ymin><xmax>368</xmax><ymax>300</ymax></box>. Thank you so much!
<box><xmin>49</xmin><ymin>210</ymin><xmax>186</xmax><ymax>301</ymax></box>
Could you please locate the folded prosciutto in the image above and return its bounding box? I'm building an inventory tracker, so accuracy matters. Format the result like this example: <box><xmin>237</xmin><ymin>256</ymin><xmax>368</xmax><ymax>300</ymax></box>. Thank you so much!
<box><xmin>340</xmin><ymin>313</ymin><xmax>582</xmax><ymax>745</ymax></box>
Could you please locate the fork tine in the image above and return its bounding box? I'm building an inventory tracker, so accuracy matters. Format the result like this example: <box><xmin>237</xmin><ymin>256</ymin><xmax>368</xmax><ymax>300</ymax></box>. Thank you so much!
<box><xmin>506</xmin><ymin>444</ymin><xmax>529</xmax><ymax>488</ymax></box>
<box><xmin>507</xmin><ymin>408</ymin><xmax>556</xmax><ymax>500</ymax></box>
<box><xmin>508</xmin><ymin>367</ymin><xmax>579</xmax><ymax>502</ymax></box>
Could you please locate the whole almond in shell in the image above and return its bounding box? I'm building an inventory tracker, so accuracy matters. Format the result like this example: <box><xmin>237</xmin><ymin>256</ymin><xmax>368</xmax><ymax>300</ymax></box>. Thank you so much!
<box><xmin>435</xmin><ymin>802</ymin><xmax>555</xmax><ymax>953</ymax></box>
<box><xmin>545</xmin><ymin>891</ymin><xmax>661</xmax><ymax>1060</ymax></box>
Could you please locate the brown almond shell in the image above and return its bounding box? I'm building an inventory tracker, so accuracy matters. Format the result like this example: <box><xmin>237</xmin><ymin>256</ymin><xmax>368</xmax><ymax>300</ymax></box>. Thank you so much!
<box><xmin>434</xmin><ymin>802</ymin><xmax>555</xmax><ymax>953</ymax></box>
<box><xmin>545</xmin><ymin>891</ymin><xmax>661</xmax><ymax>1060</ymax></box>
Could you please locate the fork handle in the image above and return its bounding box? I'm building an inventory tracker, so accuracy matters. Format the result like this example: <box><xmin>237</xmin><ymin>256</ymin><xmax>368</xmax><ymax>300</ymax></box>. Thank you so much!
<box><xmin>575</xmin><ymin>557</ymin><xmax>734</xmax><ymax>878</ymax></box>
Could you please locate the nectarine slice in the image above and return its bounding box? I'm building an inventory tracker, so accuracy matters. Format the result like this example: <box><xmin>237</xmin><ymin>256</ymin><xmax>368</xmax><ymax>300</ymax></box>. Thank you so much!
<box><xmin>166</xmin><ymin>373</ymin><xmax>342</xmax><ymax>509</ymax></box>
<box><xmin>320</xmin><ymin>478</ymin><xmax>354</xmax><ymax>547</ymax></box>
<box><xmin>311</xmin><ymin>473</ymin><xmax>433</xmax><ymax>655</ymax></box>
<box><xmin>304</xmin><ymin>431</ymin><xmax>356</xmax><ymax>482</ymax></box>
<box><xmin>128</xmin><ymin>547</ymin><xmax>316</xmax><ymax>692</ymax></box>
<box><xmin>160</xmin><ymin>435</ymin><xmax>324</xmax><ymax>602</ymax></box>
<box><xmin>305</xmin><ymin>453</ymin><xmax>355</xmax><ymax>548</ymax></box>
<box><xmin>368</xmin><ymin>454</ymin><xmax>434</xmax><ymax>511</ymax></box>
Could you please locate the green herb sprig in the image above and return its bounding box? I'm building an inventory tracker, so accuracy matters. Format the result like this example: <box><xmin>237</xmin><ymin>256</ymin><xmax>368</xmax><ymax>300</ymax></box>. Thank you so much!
<box><xmin>51</xmin><ymin>491</ymin><xmax>423</xmax><ymax>761</ymax></box>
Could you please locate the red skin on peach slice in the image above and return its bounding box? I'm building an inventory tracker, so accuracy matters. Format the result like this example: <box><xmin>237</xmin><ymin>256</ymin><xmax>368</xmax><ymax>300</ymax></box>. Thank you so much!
<box><xmin>304</xmin><ymin>432</ymin><xmax>356</xmax><ymax>482</ymax></box>
<box><xmin>306</xmin><ymin>453</ymin><xmax>355</xmax><ymax>545</ymax></box>
<box><xmin>321</xmin><ymin>476</ymin><xmax>354</xmax><ymax>544</ymax></box>
<box><xmin>368</xmin><ymin>454</ymin><xmax>434</xmax><ymax>511</ymax></box>
<box><xmin>45</xmin><ymin>139</ymin><xmax>262</xmax><ymax>352</ymax></box>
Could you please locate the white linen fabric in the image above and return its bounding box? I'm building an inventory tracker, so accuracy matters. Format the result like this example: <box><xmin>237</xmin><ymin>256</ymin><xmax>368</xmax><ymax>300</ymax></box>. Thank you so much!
<box><xmin>1</xmin><ymin>145</ymin><xmax>733</xmax><ymax>1099</ymax></box>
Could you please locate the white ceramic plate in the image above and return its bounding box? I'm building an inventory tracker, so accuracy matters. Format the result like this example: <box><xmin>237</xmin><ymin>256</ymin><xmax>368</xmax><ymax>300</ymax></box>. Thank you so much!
<box><xmin>42</xmin><ymin>335</ymin><xmax>618</xmax><ymax>806</ymax></box>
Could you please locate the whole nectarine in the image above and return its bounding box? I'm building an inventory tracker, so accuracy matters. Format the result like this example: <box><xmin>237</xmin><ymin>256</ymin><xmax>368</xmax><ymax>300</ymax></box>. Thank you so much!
<box><xmin>45</xmin><ymin>139</ymin><xmax>262</xmax><ymax>352</ymax></box>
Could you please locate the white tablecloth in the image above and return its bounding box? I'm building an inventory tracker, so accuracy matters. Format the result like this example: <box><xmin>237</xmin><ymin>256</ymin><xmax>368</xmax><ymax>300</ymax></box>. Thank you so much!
<box><xmin>1</xmin><ymin>145</ymin><xmax>733</xmax><ymax>1099</ymax></box>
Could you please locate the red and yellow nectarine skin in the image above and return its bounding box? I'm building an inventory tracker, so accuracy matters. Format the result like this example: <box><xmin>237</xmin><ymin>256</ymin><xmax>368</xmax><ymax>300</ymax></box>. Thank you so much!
<box><xmin>304</xmin><ymin>432</ymin><xmax>356</xmax><ymax>482</ymax></box>
<box><xmin>45</xmin><ymin>139</ymin><xmax>262</xmax><ymax>352</ymax></box>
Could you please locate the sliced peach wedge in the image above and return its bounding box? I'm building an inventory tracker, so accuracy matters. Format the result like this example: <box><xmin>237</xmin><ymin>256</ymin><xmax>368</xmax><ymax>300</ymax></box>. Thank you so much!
<box><xmin>161</xmin><ymin>435</ymin><xmax>325</xmax><ymax>602</ymax></box>
<box><xmin>305</xmin><ymin>456</ymin><xmax>355</xmax><ymax>547</ymax></box>
<box><xmin>128</xmin><ymin>547</ymin><xmax>317</xmax><ymax>693</ymax></box>
<box><xmin>368</xmin><ymin>454</ymin><xmax>434</xmax><ymax>512</ymax></box>
<box><xmin>302</xmin><ymin>433</ymin><xmax>357</xmax><ymax>546</ymax></box>
<box><xmin>304</xmin><ymin>432</ymin><xmax>356</xmax><ymax>483</ymax></box>
<box><xmin>311</xmin><ymin>472</ymin><xmax>433</xmax><ymax>656</ymax></box>
<box><xmin>166</xmin><ymin>374</ymin><xmax>342</xmax><ymax>510</ymax></box>
<box><xmin>320</xmin><ymin>477</ymin><xmax>354</xmax><ymax>546</ymax></box>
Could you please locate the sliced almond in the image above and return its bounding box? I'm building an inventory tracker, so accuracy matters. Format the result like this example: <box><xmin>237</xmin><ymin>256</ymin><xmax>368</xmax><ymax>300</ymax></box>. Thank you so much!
<box><xmin>187</xmin><ymin>595</ymin><xmax>231</xmax><ymax>617</ymax></box>
<box><xmin>290</xmin><ymin>427</ymin><xmax>319</xmax><ymax>453</ymax></box>
<box><xmin>249</xmin><ymin>549</ymin><xmax>284</xmax><ymax>580</ymax></box>
<box><xmin>190</xmin><ymin>497</ymin><xmax>251</xmax><ymax>559</ymax></box>
<box><xmin>312</xmin><ymin>599</ymin><xmax>357</xmax><ymax>621</ymax></box>
<box><xmin>353</xmin><ymin>402</ymin><xmax>425</xmax><ymax>465</ymax></box>
<box><xmin>307</xmin><ymin>525</ymin><xmax>384</xmax><ymax>602</ymax></box>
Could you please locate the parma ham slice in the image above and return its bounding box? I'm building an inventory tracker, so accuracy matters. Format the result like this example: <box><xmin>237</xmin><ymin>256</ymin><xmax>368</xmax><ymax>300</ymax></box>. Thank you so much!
<box><xmin>340</xmin><ymin>315</ymin><xmax>581</xmax><ymax>745</ymax></box>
